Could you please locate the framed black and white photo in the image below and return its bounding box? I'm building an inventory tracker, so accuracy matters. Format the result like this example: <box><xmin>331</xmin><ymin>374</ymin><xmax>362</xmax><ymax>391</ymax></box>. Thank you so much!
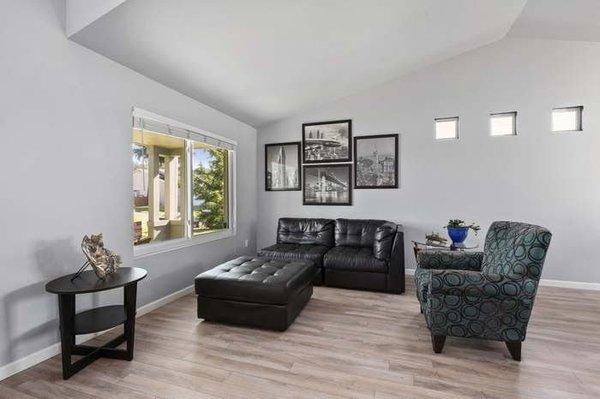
<box><xmin>354</xmin><ymin>134</ymin><xmax>399</xmax><ymax>189</ymax></box>
<box><xmin>265</xmin><ymin>142</ymin><xmax>301</xmax><ymax>191</ymax></box>
<box><xmin>302</xmin><ymin>119</ymin><xmax>352</xmax><ymax>163</ymax></box>
<box><xmin>303</xmin><ymin>164</ymin><xmax>352</xmax><ymax>205</ymax></box>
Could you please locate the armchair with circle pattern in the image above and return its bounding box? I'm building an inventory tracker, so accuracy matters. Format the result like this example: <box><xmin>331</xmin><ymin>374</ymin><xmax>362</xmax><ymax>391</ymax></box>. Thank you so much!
<box><xmin>414</xmin><ymin>221</ymin><xmax>552</xmax><ymax>360</ymax></box>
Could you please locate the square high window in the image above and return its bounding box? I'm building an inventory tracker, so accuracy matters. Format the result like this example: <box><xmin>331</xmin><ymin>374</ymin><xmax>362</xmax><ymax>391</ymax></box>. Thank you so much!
<box><xmin>435</xmin><ymin>117</ymin><xmax>459</xmax><ymax>140</ymax></box>
<box><xmin>490</xmin><ymin>112</ymin><xmax>517</xmax><ymax>136</ymax></box>
<box><xmin>552</xmin><ymin>106</ymin><xmax>582</xmax><ymax>132</ymax></box>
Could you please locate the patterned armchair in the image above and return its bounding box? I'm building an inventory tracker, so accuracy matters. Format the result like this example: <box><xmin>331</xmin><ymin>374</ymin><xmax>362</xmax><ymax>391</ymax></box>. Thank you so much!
<box><xmin>414</xmin><ymin>221</ymin><xmax>552</xmax><ymax>360</ymax></box>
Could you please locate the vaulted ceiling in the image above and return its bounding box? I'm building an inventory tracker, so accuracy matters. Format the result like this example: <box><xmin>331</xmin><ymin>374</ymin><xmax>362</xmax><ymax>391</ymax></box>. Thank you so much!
<box><xmin>68</xmin><ymin>0</ymin><xmax>599</xmax><ymax>127</ymax></box>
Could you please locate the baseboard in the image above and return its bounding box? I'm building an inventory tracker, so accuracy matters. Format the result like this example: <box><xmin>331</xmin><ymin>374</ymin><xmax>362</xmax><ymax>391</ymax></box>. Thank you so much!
<box><xmin>405</xmin><ymin>268</ymin><xmax>600</xmax><ymax>291</ymax></box>
<box><xmin>136</xmin><ymin>284</ymin><xmax>194</xmax><ymax>317</ymax></box>
<box><xmin>0</xmin><ymin>284</ymin><xmax>194</xmax><ymax>381</ymax></box>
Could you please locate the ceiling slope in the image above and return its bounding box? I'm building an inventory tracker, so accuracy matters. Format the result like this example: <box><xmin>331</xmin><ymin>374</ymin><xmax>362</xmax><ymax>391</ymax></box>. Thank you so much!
<box><xmin>72</xmin><ymin>0</ymin><xmax>526</xmax><ymax>126</ymax></box>
<box><xmin>508</xmin><ymin>0</ymin><xmax>600</xmax><ymax>42</ymax></box>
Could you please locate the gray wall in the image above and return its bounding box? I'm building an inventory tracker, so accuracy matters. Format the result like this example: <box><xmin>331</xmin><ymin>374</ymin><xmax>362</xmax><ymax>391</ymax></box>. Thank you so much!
<box><xmin>257</xmin><ymin>38</ymin><xmax>600</xmax><ymax>284</ymax></box>
<box><xmin>0</xmin><ymin>1</ymin><xmax>257</xmax><ymax>368</ymax></box>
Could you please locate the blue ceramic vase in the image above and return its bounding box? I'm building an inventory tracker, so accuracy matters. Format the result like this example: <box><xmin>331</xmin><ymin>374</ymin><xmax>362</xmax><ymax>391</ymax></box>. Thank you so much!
<box><xmin>447</xmin><ymin>226</ymin><xmax>469</xmax><ymax>245</ymax></box>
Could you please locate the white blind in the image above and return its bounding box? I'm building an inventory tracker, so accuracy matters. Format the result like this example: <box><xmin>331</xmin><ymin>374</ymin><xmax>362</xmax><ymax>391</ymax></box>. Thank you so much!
<box><xmin>132</xmin><ymin>112</ymin><xmax>236</xmax><ymax>151</ymax></box>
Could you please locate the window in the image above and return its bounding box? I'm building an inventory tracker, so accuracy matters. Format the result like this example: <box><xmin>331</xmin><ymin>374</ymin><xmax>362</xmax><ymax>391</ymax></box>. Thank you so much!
<box><xmin>552</xmin><ymin>106</ymin><xmax>582</xmax><ymax>132</ymax></box>
<box><xmin>435</xmin><ymin>117</ymin><xmax>459</xmax><ymax>140</ymax></box>
<box><xmin>132</xmin><ymin>109</ymin><xmax>236</xmax><ymax>255</ymax></box>
<box><xmin>490</xmin><ymin>112</ymin><xmax>517</xmax><ymax>136</ymax></box>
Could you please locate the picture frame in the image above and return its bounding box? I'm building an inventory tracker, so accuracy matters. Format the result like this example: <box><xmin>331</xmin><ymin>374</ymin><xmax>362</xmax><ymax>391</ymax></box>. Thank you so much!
<box><xmin>265</xmin><ymin>141</ymin><xmax>301</xmax><ymax>191</ymax></box>
<box><xmin>303</xmin><ymin>164</ymin><xmax>352</xmax><ymax>206</ymax></box>
<box><xmin>302</xmin><ymin>119</ymin><xmax>352</xmax><ymax>163</ymax></box>
<box><xmin>354</xmin><ymin>134</ymin><xmax>399</xmax><ymax>189</ymax></box>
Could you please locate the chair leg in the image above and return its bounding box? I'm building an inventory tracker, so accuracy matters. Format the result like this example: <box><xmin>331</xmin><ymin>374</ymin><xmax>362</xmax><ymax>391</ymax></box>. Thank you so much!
<box><xmin>505</xmin><ymin>341</ymin><xmax>521</xmax><ymax>361</ymax></box>
<box><xmin>431</xmin><ymin>334</ymin><xmax>446</xmax><ymax>354</ymax></box>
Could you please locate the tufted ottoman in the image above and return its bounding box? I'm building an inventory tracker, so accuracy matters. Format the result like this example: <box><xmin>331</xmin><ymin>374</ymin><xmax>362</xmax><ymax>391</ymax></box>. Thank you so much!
<box><xmin>194</xmin><ymin>257</ymin><xmax>315</xmax><ymax>331</ymax></box>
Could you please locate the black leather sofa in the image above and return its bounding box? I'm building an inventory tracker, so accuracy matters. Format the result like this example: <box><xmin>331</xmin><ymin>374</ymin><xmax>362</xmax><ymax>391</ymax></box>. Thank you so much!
<box><xmin>258</xmin><ymin>218</ymin><xmax>405</xmax><ymax>294</ymax></box>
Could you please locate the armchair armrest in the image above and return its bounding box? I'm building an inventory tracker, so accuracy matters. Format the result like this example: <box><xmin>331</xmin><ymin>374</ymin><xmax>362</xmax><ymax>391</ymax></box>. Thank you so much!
<box><xmin>416</xmin><ymin>250</ymin><xmax>483</xmax><ymax>271</ymax></box>
<box><xmin>429</xmin><ymin>270</ymin><xmax>538</xmax><ymax>300</ymax></box>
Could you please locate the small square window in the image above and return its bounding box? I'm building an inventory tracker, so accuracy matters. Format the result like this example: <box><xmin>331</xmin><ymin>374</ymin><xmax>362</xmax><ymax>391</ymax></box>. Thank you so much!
<box><xmin>490</xmin><ymin>112</ymin><xmax>517</xmax><ymax>136</ymax></box>
<box><xmin>552</xmin><ymin>106</ymin><xmax>582</xmax><ymax>132</ymax></box>
<box><xmin>435</xmin><ymin>117</ymin><xmax>458</xmax><ymax>140</ymax></box>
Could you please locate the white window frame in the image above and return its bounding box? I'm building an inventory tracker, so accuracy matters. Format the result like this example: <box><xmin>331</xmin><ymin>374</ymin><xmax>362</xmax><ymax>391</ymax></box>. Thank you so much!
<box><xmin>132</xmin><ymin>108</ymin><xmax>237</xmax><ymax>258</ymax></box>
<box><xmin>552</xmin><ymin>106</ymin><xmax>583</xmax><ymax>133</ymax></box>
<box><xmin>434</xmin><ymin>116</ymin><xmax>459</xmax><ymax>141</ymax></box>
<box><xmin>489</xmin><ymin>111</ymin><xmax>517</xmax><ymax>137</ymax></box>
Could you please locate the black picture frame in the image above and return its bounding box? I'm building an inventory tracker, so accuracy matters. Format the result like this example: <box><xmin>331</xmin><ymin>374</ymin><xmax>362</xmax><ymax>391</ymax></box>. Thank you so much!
<box><xmin>302</xmin><ymin>164</ymin><xmax>352</xmax><ymax>206</ymax></box>
<box><xmin>302</xmin><ymin>119</ymin><xmax>352</xmax><ymax>164</ymax></box>
<box><xmin>265</xmin><ymin>141</ymin><xmax>301</xmax><ymax>191</ymax></box>
<box><xmin>354</xmin><ymin>134</ymin><xmax>399</xmax><ymax>189</ymax></box>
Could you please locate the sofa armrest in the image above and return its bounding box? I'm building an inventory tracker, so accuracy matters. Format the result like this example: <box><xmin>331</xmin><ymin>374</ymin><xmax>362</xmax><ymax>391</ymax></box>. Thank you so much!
<box><xmin>373</xmin><ymin>222</ymin><xmax>397</xmax><ymax>260</ymax></box>
<box><xmin>416</xmin><ymin>250</ymin><xmax>483</xmax><ymax>271</ymax></box>
<box><xmin>429</xmin><ymin>269</ymin><xmax>538</xmax><ymax>300</ymax></box>
<box><xmin>385</xmin><ymin>224</ymin><xmax>405</xmax><ymax>293</ymax></box>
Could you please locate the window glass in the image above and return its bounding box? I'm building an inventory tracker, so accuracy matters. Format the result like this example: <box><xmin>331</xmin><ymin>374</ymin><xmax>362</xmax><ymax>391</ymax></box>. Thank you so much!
<box><xmin>490</xmin><ymin>112</ymin><xmax>517</xmax><ymax>136</ymax></box>
<box><xmin>192</xmin><ymin>142</ymin><xmax>229</xmax><ymax>235</ymax></box>
<box><xmin>435</xmin><ymin>117</ymin><xmax>458</xmax><ymax>140</ymax></box>
<box><xmin>132</xmin><ymin>130</ymin><xmax>186</xmax><ymax>245</ymax></box>
<box><xmin>552</xmin><ymin>106</ymin><xmax>582</xmax><ymax>132</ymax></box>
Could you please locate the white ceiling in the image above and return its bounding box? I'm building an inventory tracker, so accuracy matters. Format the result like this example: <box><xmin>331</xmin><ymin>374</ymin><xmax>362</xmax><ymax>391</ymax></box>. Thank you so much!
<box><xmin>508</xmin><ymin>0</ymin><xmax>600</xmax><ymax>42</ymax></box>
<box><xmin>72</xmin><ymin>0</ymin><xmax>528</xmax><ymax>127</ymax></box>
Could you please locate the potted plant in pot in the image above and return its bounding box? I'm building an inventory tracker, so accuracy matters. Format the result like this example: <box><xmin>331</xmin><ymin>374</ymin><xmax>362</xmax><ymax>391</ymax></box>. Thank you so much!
<box><xmin>444</xmin><ymin>219</ymin><xmax>480</xmax><ymax>247</ymax></box>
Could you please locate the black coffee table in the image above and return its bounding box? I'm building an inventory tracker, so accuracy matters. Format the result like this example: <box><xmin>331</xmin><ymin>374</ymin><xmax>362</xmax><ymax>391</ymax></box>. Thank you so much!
<box><xmin>45</xmin><ymin>267</ymin><xmax>147</xmax><ymax>379</ymax></box>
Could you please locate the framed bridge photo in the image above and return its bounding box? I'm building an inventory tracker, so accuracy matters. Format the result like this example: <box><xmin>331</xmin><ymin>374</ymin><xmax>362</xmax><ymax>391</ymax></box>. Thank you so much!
<box><xmin>302</xmin><ymin>119</ymin><xmax>352</xmax><ymax>163</ymax></box>
<box><xmin>303</xmin><ymin>164</ymin><xmax>352</xmax><ymax>206</ymax></box>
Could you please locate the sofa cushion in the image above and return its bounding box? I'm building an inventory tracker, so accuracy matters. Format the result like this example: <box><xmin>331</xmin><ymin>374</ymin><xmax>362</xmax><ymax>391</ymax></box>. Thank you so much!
<box><xmin>194</xmin><ymin>257</ymin><xmax>314</xmax><ymax>305</ymax></box>
<box><xmin>277</xmin><ymin>218</ymin><xmax>335</xmax><ymax>247</ymax></box>
<box><xmin>323</xmin><ymin>246</ymin><xmax>388</xmax><ymax>273</ymax></box>
<box><xmin>334</xmin><ymin>219</ymin><xmax>389</xmax><ymax>248</ymax></box>
<box><xmin>258</xmin><ymin>243</ymin><xmax>330</xmax><ymax>268</ymax></box>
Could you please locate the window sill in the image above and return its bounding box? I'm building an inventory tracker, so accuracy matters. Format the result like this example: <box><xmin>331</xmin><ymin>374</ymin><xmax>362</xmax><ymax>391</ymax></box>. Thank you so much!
<box><xmin>133</xmin><ymin>229</ymin><xmax>234</xmax><ymax>259</ymax></box>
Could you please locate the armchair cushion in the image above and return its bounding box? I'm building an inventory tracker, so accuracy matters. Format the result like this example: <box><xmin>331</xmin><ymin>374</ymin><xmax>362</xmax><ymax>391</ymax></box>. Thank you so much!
<box><xmin>416</xmin><ymin>250</ymin><xmax>484</xmax><ymax>271</ymax></box>
<box><xmin>481</xmin><ymin>221</ymin><xmax>552</xmax><ymax>280</ymax></box>
<box><xmin>429</xmin><ymin>270</ymin><xmax>538</xmax><ymax>300</ymax></box>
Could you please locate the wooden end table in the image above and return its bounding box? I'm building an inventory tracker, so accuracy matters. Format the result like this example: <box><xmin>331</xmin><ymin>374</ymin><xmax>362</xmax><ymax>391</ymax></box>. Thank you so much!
<box><xmin>45</xmin><ymin>267</ymin><xmax>147</xmax><ymax>379</ymax></box>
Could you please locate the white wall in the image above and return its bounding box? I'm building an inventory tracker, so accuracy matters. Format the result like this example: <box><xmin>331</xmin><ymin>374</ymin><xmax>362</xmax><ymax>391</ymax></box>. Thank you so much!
<box><xmin>257</xmin><ymin>38</ymin><xmax>600</xmax><ymax>284</ymax></box>
<box><xmin>0</xmin><ymin>1</ymin><xmax>257</xmax><ymax>369</ymax></box>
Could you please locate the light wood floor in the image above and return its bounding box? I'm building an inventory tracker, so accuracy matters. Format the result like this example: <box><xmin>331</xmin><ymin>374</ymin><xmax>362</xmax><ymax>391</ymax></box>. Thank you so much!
<box><xmin>2</xmin><ymin>278</ymin><xmax>600</xmax><ymax>399</ymax></box>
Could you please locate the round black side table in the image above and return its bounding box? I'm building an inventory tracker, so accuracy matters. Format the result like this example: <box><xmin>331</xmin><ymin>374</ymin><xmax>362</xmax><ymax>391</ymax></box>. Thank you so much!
<box><xmin>45</xmin><ymin>267</ymin><xmax>147</xmax><ymax>379</ymax></box>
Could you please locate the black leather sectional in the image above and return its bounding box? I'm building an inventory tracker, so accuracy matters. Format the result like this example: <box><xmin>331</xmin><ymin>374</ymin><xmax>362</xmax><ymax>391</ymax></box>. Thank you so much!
<box><xmin>258</xmin><ymin>218</ymin><xmax>405</xmax><ymax>294</ymax></box>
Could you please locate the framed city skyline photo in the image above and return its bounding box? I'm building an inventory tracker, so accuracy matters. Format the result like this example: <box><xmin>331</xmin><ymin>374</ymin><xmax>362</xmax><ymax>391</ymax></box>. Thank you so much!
<box><xmin>302</xmin><ymin>119</ymin><xmax>352</xmax><ymax>163</ymax></box>
<box><xmin>354</xmin><ymin>134</ymin><xmax>399</xmax><ymax>189</ymax></box>
<box><xmin>265</xmin><ymin>142</ymin><xmax>301</xmax><ymax>191</ymax></box>
<box><xmin>303</xmin><ymin>164</ymin><xmax>352</xmax><ymax>206</ymax></box>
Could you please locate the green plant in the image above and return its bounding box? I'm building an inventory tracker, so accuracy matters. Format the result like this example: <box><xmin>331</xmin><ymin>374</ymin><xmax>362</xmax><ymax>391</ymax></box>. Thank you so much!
<box><xmin>193</xmin><ymin>148</ymin><xmax>227</xmax><ymax>230</ymax></box>
<box><xmin>444</xmin><ymin>219</ymin><xmax>480</xmax><ymax>234</ymax></box>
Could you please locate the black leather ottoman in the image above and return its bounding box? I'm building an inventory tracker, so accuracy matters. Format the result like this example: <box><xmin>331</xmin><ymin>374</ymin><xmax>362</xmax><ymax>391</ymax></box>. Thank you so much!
<box><xmin>194</xmin><ymin>257</ymin><xmax>315</xmax><ymax>331</ymax></box>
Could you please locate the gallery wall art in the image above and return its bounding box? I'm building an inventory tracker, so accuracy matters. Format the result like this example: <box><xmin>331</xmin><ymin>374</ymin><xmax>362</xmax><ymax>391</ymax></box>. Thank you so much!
<box><xmin>302</xmin><ymin>120</ymin><xmax>352</xmax><ymax>163</ymax></box>
<box><xmin>303</xmin><ymin>164</ymin><xmax>352</xmax><ymax>205</ymax></box>
<box><xmin>354</xmin><ymin>134</ymin><xmax>399</xmax><ymax>189</ymax></box>
<box><xmin>265</xmin><ymin>142</ymin><xmax>301</xmax><ymax>191</ymax></box>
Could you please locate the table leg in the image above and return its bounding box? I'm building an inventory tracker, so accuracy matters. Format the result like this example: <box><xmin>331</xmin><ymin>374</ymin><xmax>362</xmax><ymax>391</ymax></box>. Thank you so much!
<box><xmin>58</xmin><ymin>294</ymin><xmax>75</xmax><ymax>380</ymax></box>
<box><xmin>124</xmin><ymin>283</ymin><xmax>137</xmax><ymax>361</ymax></box>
